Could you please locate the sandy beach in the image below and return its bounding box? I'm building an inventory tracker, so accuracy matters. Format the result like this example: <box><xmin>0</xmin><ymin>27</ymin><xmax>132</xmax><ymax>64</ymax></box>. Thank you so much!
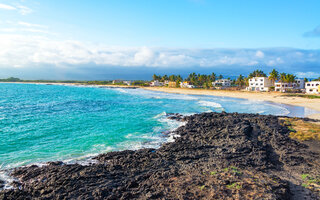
<box><xmin>144</xmin><ymin>87</ymin><xmax>320</xmax><ymax>120</ymax></box>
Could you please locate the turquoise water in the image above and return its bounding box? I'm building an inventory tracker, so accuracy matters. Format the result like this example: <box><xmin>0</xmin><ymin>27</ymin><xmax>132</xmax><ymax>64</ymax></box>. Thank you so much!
<box><xmin>0</xmin><ymin>83</ymin><xmax>318</xmax><ymax>171</ymax></box>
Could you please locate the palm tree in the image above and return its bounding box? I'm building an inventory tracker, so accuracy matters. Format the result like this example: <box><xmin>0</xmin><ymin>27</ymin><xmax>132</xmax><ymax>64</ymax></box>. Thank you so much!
<box><xmin>268</xmin><ymin>69</ymin><xmax>279</xmax><ymax>84</ymax></box>
<box><xmin>218</xmin><ymin>74</ymin><xmax>223</xmax><ymax>80</ymax></box>
<box><xmin>236</xmin><ymin>74</ymin><xmax>245</xmax><ymax>88</ymax></box>
<box><xmin>210</xmin><ymin>72</ymin><xmax>216</xmax><ymax>82</ymax></box>
<box><xmin>280</xmin><ymin>73</ymin><xmax>296</xmax><ymax>83</ymax></box>
<box><xmin>248</xmin><ymin>70</ymin><xmax>267</xmax><ymax>78</ymax></box>
<box><xmin>286</xmin><ymin>74</ymin><xmax>296</xmax><ymax>83</ymax></box>
<box><xmin>280</xmin><ymin>73</ymin><xmax>287</xmax><ymax>82</ymax></box>
<box><xmin>162</xmin><ymin>75</ymin><xmax>168</xmax><ymax>81</ymax></box>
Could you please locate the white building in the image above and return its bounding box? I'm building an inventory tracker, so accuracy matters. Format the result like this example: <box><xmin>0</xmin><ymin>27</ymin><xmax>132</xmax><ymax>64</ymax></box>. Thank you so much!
<box><xmin>275</xmin><ymin>79</ymin><xmax>305</xmax><ymax>92</ymax></box>
<box><xmin>150</xmin><ymin>80</ymin><xmax>164</xmax><ymax>87</ymax></box>
<box><xmin>180</xmin><ymin>81</ymin><xmax>195</xmax><ymax>88</ymax></box>
<box><xmin>305</xmin><ymin>81</ymin><xmax>320</xmax><ymax>94</ymax></box>
<box><xmin>112</xmin><ymin>80</ymin><xmax>122</xmax><ymax>84</ymax></box>
<box><xmin>212</xmin><ymin>79</ymin><xmax>231</xmax><ymax>87</ymax></box>
<box><xmin>123</xmin><ymin>81</ymin><xmax>132</xmax><ymax>86</ymax></box>
<box><xmin>295</xmin><ymin>79</ymin><xmax>305</xmax><ymax>90</ymax></box>
<box><xmin>247</xmin><ymin>77</ymin><xmax>273</xmax><ymax>92</ymax></box>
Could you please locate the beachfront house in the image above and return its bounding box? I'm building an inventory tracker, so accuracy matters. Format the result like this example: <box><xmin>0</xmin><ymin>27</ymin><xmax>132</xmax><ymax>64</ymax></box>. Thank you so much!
<box><xmin>150</xmin><ymin>80</ymin><xmax>164</xmax><ymax>87</ymax></box>
<box><xmin>123</xmin><ymin>81</ymin><xmax>132</xmax><ymax>86</ymax></box>
<box><xmin>247</xmin><ymin>77</ymin><xmax>273</xmax><ymax>92</ymax></box>
<box><xmin>112</xmin><ymin>80</ymin><xmax>122</xmax><ymax>84</ymax></box>
<box><xmin>180</xmin><ymin>81</ymin><xmax>195</xmax><ymax>88</ymax></box>
<box><xmin>275</xmin><ymin>79</ymin><xmax>305</xmax><ymax>93</ymax></box>
<box><xmin>305</xmin><ymin>81</ymin><xmax>320</xmax><ymax>94</ymax></box>
<box><xmin>212</xmin><ymin>79</ymin><xmax>231</xmax><ymax>87</ymax></box>
<box><xmin>168</xmin><ymin>81</ymin><xmax>176</xmax><ymax>88</ymax></box>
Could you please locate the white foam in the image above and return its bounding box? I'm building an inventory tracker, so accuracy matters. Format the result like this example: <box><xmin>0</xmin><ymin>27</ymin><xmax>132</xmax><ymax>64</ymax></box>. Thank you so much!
<box><xmin>153</xmin><ymin>111</ymin><xmax>167</xmax><ymax>119</ymax></box>
<box><xmin>198</xmin><ymin>100</ymin><xmax>223</xmax><ymax>108</ymax></box>
<box><xmin>0</xmin><ymin>171</ymin><xmax>16</xmax><ymax>190</ymax></box>
<box><xmin>113</xmin><ymin>88</ymin><xmax>128</xmax><ymax>93</ymax></box>
<box><xmin>267</xmin><ymin>104</ymin><xmax>290</xmax><ymax>116</ymax></box>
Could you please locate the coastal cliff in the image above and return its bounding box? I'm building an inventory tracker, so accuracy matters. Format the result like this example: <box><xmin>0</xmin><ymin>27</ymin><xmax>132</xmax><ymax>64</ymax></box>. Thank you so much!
<box><xmin>1</xmin><ymin>112</ymin><xmax>320</xmax><ymax>199</ymax></box>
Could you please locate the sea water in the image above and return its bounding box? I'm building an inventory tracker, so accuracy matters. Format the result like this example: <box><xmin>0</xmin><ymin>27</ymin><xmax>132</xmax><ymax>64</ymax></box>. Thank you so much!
<box><xmin>0</xmin><ymin>83</ymin><xmax>318</xmax><ymax>171</ymax></box>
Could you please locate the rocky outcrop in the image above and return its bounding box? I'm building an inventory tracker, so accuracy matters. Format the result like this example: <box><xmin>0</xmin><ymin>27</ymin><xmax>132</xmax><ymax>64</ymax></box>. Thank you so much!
<box><xmin>1</xmin><ymin>112</ymin><xmax>319</xmax><ymax>199</ymax></box>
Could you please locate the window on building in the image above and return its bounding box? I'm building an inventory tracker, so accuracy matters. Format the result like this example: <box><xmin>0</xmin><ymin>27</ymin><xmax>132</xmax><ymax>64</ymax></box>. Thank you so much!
<box><xmin>307</xmin><ymin>84</ymin><xmax>310</xmax><ymax>86</ymax></box>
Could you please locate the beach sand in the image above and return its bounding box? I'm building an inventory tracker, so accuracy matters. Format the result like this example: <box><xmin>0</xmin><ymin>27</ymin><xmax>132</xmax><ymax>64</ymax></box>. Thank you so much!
<box><xmin>144</xmin><ymin>87</ymin><xmax>320</xmax><ymax>120</ymax></box>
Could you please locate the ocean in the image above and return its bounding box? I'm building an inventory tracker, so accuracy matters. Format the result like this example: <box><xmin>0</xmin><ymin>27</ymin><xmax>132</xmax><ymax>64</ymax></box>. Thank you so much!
<box><xmin>0</xmin><ymin>83</ymin><xmax>317</xmax><ymax>172</ymax></box>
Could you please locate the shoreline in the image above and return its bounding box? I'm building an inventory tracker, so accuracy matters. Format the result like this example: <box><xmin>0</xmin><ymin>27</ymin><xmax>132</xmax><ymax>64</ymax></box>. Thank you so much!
<box><xmin>2</xmin><ymin>82</ymin><xmax>320</xmax><ymax>119</ymax></box>
<box><xmin>143</xmin><ymin>87</ymin><xmax>320</xmax><ymax>120</ymax></box>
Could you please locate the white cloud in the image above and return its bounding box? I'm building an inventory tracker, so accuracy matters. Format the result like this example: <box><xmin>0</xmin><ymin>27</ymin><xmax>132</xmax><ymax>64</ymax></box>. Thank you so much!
<box><xmin>18</xmin><ymin>21</ymin><xmax>47</xmax><ymax>28</ymax></box>
<box><xmin>133</xmin><ymin>47</ymin><xmax>155</xmax><ymax>65</ymax></box>
<box><xmin>16</xmin><ymin>5</ymin><xmax>32</xmax><ymax>15</ymax></box>
<box><xmin>295</xmin><ymin>72</ymin><xmax>320</xmax><ymax>78</ymax></box>
<box><xmin>0</xmin><ymin>34</ymin><xmax>320</xmax><ymax>70</ymax></box>
<box><xmin>0</xmin><ymin>3</ymin><xmax>16</xmax><ymax>10</ymax></box>
<box><xmin>0</xmin><ymin>3</ymin><xmax>32</xmax><ymax>15</ymax></box>
<box><xmin>255</xmin><ymin>50</ymin><xmax>264</xmax><ymax>58</ymax></box>
<box><xmin>21</xmin><ymin>28</ymin><xmax>51</xmax><ymax>34</ymax></box>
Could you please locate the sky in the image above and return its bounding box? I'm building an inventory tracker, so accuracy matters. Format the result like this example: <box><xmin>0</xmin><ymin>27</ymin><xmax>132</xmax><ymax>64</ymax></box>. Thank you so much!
<box><xmin>0</xmin><ymin>0</ymin><xmax>320</xmax><ymax>80</ymax></box>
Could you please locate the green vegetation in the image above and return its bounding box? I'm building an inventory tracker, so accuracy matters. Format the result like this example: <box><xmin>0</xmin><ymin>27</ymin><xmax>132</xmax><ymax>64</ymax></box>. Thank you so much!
<box><xmin>1</xmin><ymin>69</ymin><xmax>318</xmax><ymax>90</ymax></box>
<box><xmin>132</xmin><ymin>81</ymin><xmax>149</xmax><ymax>86</ymax></box>
<box><xmin>210</xmin><ymin>171</ymin><xmax>217</xmax><ymax>175</ymax></box>
<box><xmin>248</xmin><ymin>70</ymin><xmax>267</xmax><ymax>78</ymax></box>
<box><xmin>0</xmin><ymin>77</ymin><xmax>87</xmax><ymax>84</ymax></box>
<box><xmin>282</xmin><ymin>94</ymin><xmax>320</xmax><ymax>99</ymax></box>
<box><xmin>313</xmin><ymin>77</ymin><xmax>320</xmax><ymax>81</ymax></box>
<box><xmin>300</xmin><ymin>174</ymin><xmax>320</xmax><ymax>189</ymax></box>
<box><xmin>282</xmin><ymin>118</ymin><xmax>320</xmax><ymax>141</ymax></box>
<box><xmin>268</xmin><ymin>69</ymin><xmax>280</xmax><ymax>83</ymax></box>
<box><xmin>280</xmin><ymin>72</ymin><xmax>296</xmax><ymax>83</ymax></box>
<box><xmin>199</xmin><ymin>185</ymin><xmax>206</xmax><ymax>190</ymax></box>
<box><xmin>151</xmin><ymin>68</ymin><xmax>315</xmax><ymax>90</ymax></box>
<box><xmin>227</xmin><ymin>182</ymin><xmax>242</xmax><ymax>190</ymax></box>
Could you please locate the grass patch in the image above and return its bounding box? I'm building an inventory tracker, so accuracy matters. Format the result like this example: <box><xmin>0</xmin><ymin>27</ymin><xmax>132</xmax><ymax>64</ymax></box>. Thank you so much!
<box><xmin>210</xmin><ymin>171</ymin><xmax>217</xmax><ymax>175</ymax></box>
<box><xmin>281</xmin><ymin>118</ymin><xmax>320</xmax><ymax>141</ymax></box>
<box><xmin>227</xmin><ymin>182</ymin><xmax>242</xmax><ymax>190</ymax></box>
<box><xmin>281</xmin><ymin>94</ymin><xmax>320</xmax><ymax>99</ymax></box>
<box><xmin>300</xmin><ymin>174</ymin><xmax>320</xmax><ymax>189</ymax></box>
<box><xmin>199</xmin><ymin>185</ymin><xmax>206</xmax><ymax>190</ymax></box>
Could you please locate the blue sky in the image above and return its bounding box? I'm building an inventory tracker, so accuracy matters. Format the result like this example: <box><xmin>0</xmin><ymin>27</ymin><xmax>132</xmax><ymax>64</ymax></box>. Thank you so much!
<box><xmin>0</xmin><ymin>0</ymin><xmax>320</xmax><ymax>80</ymax></box>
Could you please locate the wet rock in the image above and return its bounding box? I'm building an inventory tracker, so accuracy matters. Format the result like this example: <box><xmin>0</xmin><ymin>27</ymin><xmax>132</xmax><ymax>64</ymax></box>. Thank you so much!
<box><xmin>166</xmin><ymin>113</ymin><xmax>184</xmax><ymax>121</ymax></box>
<box><xmin>0</xmin><ymin>180</ymin><xmax>4</xmax><ymax>189</ymax></box>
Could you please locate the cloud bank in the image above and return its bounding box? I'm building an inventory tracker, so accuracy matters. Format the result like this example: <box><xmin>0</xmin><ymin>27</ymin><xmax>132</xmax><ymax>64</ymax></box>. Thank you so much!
<box><xmin>0</xmin><ymin>34</ymin><xmax>319</xmax><ymax>79</ymax></box>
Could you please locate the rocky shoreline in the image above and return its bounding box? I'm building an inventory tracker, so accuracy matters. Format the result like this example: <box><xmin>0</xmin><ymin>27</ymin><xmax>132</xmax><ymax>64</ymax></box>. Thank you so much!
<box><xmin>1</xmin><ymin>112</ymin><xmax>320</xmax><ymax>199</ymax></box>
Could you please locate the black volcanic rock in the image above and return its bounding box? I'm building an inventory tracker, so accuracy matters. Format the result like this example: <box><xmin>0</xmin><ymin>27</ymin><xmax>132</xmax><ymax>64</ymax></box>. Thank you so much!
<box><xmin>1</xmin><ymin>112</ymin><xmax>319</xmax><ymax>199</ymax></box>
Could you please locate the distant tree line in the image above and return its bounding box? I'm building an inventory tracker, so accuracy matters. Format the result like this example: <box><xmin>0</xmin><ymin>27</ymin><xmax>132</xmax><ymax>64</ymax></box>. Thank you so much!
<box><xmin>152</xmin><ymin>69</ymin><xmax>316</xmax><ymax>89</ymax></box>
<box><xmin>152</xmin><ymin>73</ymin><xmax>225</xmax><ymax>88</ymax></box>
